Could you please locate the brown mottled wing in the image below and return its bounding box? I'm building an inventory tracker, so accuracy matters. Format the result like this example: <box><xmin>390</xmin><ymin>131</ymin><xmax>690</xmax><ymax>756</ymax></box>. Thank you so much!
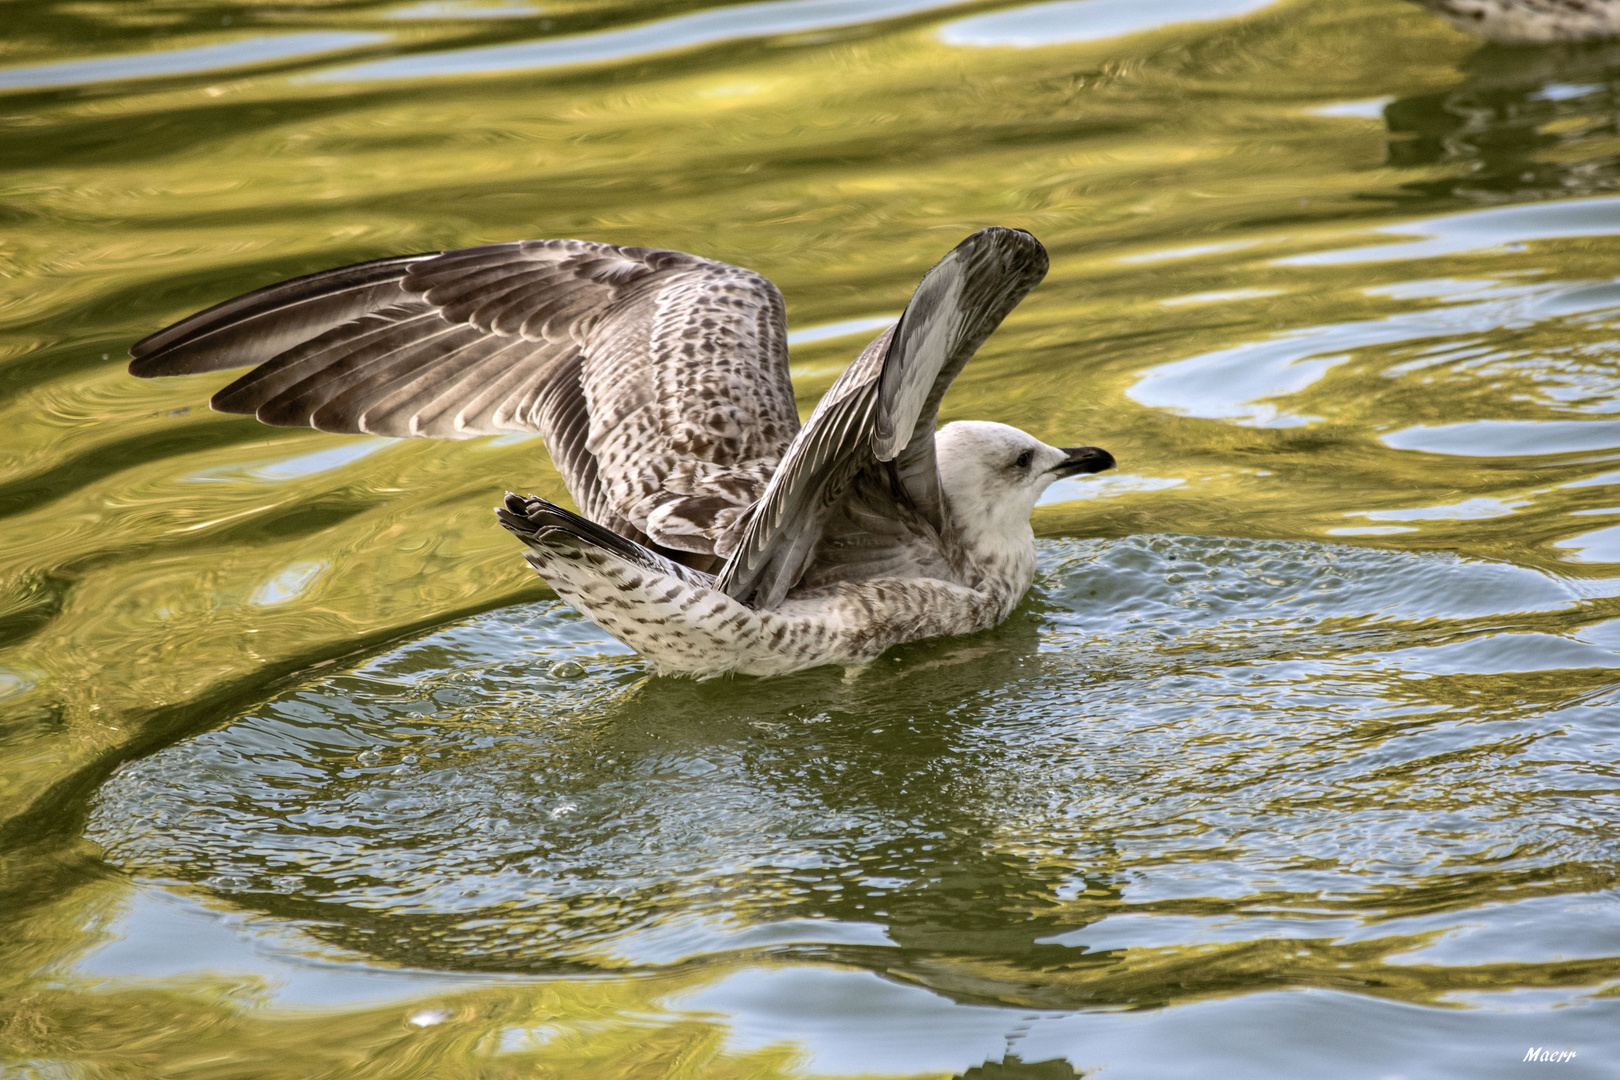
<box><xmin>715</xmin><ymin>227</ymin><xmax>1049</xmax><ymax>608</ymax></box>
<box><xmin>129</xmin><ymin>239</ymin><xmax>799</xmax><ymax>556</ymax></box>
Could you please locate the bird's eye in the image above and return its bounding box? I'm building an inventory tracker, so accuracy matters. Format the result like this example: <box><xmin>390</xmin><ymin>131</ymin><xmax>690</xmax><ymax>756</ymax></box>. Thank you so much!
<box><xmin>1014</xmin><ymin>450</ymin><xmax>1033</xmax><ymax>470</ymax></box>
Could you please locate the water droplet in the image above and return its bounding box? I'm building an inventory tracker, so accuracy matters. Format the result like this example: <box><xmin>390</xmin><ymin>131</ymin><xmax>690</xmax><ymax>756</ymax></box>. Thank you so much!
<box><xmin>548</xmin><ymin>661</ymin><xmax>586</xmax><ymax>679</ymax></box>
<box><xmin>357</xmin><ymin>749</ymin><xmax>382</xmax><ymax>766</ymax></box>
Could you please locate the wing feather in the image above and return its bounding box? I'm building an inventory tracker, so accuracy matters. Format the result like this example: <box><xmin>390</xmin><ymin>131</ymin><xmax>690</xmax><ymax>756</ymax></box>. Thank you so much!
<box><xmin>129</xmin><ymin>256</ymin><xmax>438</xmax><ymax>375</ymax></box>
<box><xmin>716</xmin><ymin>227</ymin><xmax>1047</xmax><ymax>607</ymax></box>
<box><xmin>209</xmin><ymin>305</ymin><xmax>444</xmax><ymax>416</ymax></box>
<box><xmin>312</xmin><ymin>331</ymin><xmax>514</xmax><ymax>434</ymax></box>
<box><xmin>130</xmin><ymin>240</ymin><xmax>797</xmax><ymax>557</ymax></box>
<box><xmin>258</xmin><ymin>314</ymin><xmax>469</xmax><ymax>429</ymax></box>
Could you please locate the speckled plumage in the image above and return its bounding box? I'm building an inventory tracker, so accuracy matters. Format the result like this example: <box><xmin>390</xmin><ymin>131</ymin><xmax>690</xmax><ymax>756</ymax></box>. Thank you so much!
<box><xmin>496</xmin><ymin>485</ymin><xmax>1026</xmax><ymax>678</ymax></box>
<box><xmin>130</xmin><ymin>227</ymin><xmax>1114</xmax><ymax>677</ymax></box>
<box><xmin>1414</xmin><ymin>0</ymin><xmax>1620</xmax><ymax>42</ymax></box>
<box><xmin>130</xmin><ymin>239</ymin><xmax>797</xmax><ymax>561</ymax></box>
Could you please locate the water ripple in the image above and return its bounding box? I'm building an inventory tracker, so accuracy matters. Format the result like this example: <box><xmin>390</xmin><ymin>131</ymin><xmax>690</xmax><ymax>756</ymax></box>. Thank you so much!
<box><xmin>88</xmin><ymin>537</ymin><xmax>1620</xmax><ymax>988</ymax></box>
<box><xmin>321</xmin><ymin>0</ymin><xmax>969</xmax><ymax>82</ymax></box>
<box><xmin>0</xmin><ymin>32</ymin><xmax>386</xmax><ymax>90</ymax></box>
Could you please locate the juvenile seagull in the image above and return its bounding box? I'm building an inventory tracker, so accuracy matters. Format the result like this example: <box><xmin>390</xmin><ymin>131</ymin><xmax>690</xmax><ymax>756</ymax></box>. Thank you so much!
<box><xmin>130</xmin><ymin>227</ymin><xmax>1113</xmax><ymax>677</ymax></box>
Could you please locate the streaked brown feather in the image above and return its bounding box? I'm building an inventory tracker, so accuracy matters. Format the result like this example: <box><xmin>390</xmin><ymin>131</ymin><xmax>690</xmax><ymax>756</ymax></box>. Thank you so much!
<box><xmin>130</xmin><ymin>238</ymin><xmax>799</xmax><ymax>560</ymax></box>
<box><xmin>130</xmin><ymin>256</ymin><xmax>436</xmax><ymax>374</ymax></box>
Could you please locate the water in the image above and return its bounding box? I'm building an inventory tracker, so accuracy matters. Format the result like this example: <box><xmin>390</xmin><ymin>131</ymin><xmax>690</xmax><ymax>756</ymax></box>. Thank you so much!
<box><xmin>3</xmin><ymin>0</ymin><xmax>1620</xmax><ymax>1076</ymax></box>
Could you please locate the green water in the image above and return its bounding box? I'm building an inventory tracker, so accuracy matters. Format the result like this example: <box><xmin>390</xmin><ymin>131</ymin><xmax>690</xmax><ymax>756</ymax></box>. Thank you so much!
<box><xmin>4</xmin><ymin>0</ymin><xmax>1620</xmax><ymax>1076</ymax></box>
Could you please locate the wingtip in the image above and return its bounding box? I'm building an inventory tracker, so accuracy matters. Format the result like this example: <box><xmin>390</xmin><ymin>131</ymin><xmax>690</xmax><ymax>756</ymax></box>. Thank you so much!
<box><xmin>496</xmin><ymin>492</ymin><xmax>572</xmax><ymax>533</ymax></box>
<box><xmin>495</xmin><ymin>493</ymin><xmax>539</xmax><ymax>536</ymax></box>
<box><xmin>127</xmin><ymin>327</ymin><xmax>163</xmax><ymax>368</ymax></box>
<box><xmin>126</xmin><ymin>347</ymin><xmax>164</xmax><ymax>378</ymax></box>
<box><xmin>969</xmin><ymin>225</ymin><xmax>1048</xmax><ymax>271</ymax></box>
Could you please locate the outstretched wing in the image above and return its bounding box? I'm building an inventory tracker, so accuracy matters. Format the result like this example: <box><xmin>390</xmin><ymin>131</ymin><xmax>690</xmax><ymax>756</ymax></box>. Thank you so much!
<box><xmin>129</xmin><ymin>240</ymin><xmax>799</xmax><ymax>557</ymax></box>
<box><xmin>715</xmin><ymin>226</ymin><xmax>1049</xmax><ymax>608</ymax></box>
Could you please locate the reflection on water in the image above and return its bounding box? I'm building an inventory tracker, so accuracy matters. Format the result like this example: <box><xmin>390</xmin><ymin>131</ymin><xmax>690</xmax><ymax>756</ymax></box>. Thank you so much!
<box><xmin>1276</xmin><ymin>197</ymin><xmax>1620</xmax><ymax>265</ymax></box>
<box><xmin>87</xmin><ymin>536</ymin><xmax>1620</xmax><ymax>998</ymax></box>
<box><xmin>0</xmin><ymin>32</ymin><xmax>388</xmax><ymax>90</ymax></box>
<box><xmin>4</xmin><ymin>0</ymin><xmax>1620</xmax><ymax>1076</ymax></box>
<box><xmin>1381</xmin><ymin>44</ymin><xmax>1620</xmax><ymax>205</ymax></box>
<box><xmin>940</xmin><ymin>0</ymin><xmax>1277</xmax><ymax>47</ymax></box>
<box><xmin>1132</xmin><ymin>267</ymin><xmax>1620</xmax><ymax>437</ymax></box>
<box><xmin>323</xmin><ymin>0</ymin><xmax>973</xmax><ymax>81</ymax></box>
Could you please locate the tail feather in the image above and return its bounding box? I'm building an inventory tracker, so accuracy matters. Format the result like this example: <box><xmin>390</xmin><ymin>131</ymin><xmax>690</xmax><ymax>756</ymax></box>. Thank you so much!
<box><xmin>496</xmin><ymin>493</ymin><xmax>761</xmax><ymax>677</ymax></box>
<box><xmin>496</xmin><ymin>494</ymin><xmax>715</xmax><ymax>586</ymax></box>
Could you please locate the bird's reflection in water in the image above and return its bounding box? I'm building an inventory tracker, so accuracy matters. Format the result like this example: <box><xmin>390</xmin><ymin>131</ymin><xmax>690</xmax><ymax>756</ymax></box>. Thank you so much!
<box><xmin>95</xmin><ymin>532</ymin><xmax>1608</xmax><ymax>1015</ymax></box>
<box><xmin>92</xmin><ymin>601</ymin><xmax>1144</xmax><ymax>999</ymax></box>
<box><xmin>1382</xmin><ymin>42</ymin><xmax>1620</xmax><ymax>204</ymax></box>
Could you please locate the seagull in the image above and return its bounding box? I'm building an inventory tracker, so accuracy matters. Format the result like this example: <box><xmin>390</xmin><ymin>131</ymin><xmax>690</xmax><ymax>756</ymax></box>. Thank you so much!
<box><xmin>1412</xmin><ymin>0</ymin><xmax>1620</xmax><ymax>42</ymax></box>
<box><xmin>130</xmin><ymin>227</ymin><xmax>1114</xmax><ymax>678</ymax></box>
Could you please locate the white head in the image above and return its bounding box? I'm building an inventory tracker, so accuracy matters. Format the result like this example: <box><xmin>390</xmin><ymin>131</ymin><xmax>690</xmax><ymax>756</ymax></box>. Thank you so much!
<box><xmin>934</xmin><ymin>420</ymin><xmax>1113</xmax><ymax>579</ymax></box>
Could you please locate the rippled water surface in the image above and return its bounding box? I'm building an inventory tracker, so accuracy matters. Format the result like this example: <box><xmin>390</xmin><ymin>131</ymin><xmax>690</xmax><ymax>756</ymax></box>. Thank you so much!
<box><xmin>4</xmin><ymin>1</ymin><xmax>1620</xmax><ymax>1076</ymax></box>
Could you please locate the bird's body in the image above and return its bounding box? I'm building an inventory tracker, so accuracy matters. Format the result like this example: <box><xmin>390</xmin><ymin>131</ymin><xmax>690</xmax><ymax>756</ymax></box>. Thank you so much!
<box><xmin>131</xmin><ymin>228</ymin><xmax>1113</xmax><ymax>678</ymax></box>
<box><xmin>499</xmin><ymin>420</ymin><xmax>1102</xmax><ymax>676</ymax></box>
<box><xmin>499</xmin><ymin>492</ymin><xmax>1007</xmax><ymax>677</ymax></box>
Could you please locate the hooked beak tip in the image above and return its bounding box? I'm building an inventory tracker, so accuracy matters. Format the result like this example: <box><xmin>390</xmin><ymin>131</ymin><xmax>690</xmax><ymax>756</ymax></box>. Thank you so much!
<box><xmin>1055</xmin><ymin>446</ymin><xmax>1114</xmax><ymax>477</ymax></box>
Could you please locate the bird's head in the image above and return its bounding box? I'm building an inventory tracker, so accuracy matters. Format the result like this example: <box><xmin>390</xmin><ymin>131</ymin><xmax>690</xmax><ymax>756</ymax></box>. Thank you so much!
<box><xmin>934</xmin><ymin>420</ymin><xmax>1114</xmax><ymax>563</ymax></box>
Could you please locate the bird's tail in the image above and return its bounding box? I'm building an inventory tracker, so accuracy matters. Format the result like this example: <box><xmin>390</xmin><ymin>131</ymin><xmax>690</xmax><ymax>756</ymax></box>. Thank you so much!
<box><xmin>495</xmin><ymin>493</ymin><xmax>758</xmax><ymax>678</ymax></box>
<box><xmin>496</xmin><ymin>494</ymin><xmax>715</xmax><ymax>585</ymax></box>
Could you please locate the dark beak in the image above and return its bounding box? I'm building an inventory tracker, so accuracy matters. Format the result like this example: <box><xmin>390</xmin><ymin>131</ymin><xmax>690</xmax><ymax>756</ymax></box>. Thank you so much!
<box><xmin>1054</xmin><ymin>446</ymin><xmax>1115</xmax><ymax>477</ymax></box>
